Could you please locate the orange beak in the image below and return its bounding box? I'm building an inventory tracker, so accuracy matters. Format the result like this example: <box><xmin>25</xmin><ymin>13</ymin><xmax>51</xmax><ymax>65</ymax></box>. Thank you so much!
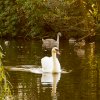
<box><xmin>56</xmin><ymin>50</ymin><xmax>60</xmax><ymax>55</ymax></box>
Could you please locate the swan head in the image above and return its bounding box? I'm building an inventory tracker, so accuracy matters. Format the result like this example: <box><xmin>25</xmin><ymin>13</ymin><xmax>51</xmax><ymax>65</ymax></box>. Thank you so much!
<box><xmin>52</xmin><ymin>47</ymin><xmax>60</xmax><ymax>55</ymax></box>
<box><xmin>82</xmin><ymin>39</ymin><xmax>85</xmax><ymax>43</ymax></box>
<box><xmin>57</xmin><ymin>32</ymin><xmax>61</xmax><ymax>37</ymax></box>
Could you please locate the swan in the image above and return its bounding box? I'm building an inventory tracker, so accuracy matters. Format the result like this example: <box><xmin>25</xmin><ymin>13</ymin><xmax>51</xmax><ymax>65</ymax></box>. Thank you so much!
<box><xmin>69</xmin><ymin>38</ymin><xmax>76</xmax><ymax>44</ymax></box>
<box><xmin>41</xmin><ymin>47</ymin><xmax>61</xmax><ymax>73</ymax></box>
<box><xmin>74</xmin><ymin>40</ymin><xmax>85</xmax><ymax>48</ymax></box>
<box><xmin>42</xmin><ymin>32</ymin><xmax>61</xmax><ymax>49</ymax></box>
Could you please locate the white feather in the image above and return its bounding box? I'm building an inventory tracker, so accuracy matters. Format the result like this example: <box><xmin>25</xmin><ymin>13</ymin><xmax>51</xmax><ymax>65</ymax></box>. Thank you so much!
<box><xmin>41</xmin><ymin>47</ymin><xmax>61</xmax><ymax>73</ymax></box>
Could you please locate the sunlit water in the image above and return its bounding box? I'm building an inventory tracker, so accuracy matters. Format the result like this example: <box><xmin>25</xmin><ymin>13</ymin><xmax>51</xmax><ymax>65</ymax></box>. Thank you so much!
<box><xmin>0</xmin><ymin>39</ymin><xmax>100</xmax><ymax>100</ymax></box>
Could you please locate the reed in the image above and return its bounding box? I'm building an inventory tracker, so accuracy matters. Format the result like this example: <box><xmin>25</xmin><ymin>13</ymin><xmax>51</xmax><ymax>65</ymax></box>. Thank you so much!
<box><xmin>0</xmin><ymin>51</ymin><xmax>13</xmax><ymax>100</ymax></box>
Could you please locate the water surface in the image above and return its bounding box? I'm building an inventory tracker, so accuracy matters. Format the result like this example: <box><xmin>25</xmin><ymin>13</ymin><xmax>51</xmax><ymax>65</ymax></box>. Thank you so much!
<box><xmin>0</xmin><ymin>39</ymin><xmax>100</xmax><ymax>100</ymax></box>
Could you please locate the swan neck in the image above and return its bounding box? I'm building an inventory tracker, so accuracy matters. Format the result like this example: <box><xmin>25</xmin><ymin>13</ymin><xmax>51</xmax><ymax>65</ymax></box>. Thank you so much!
<box><xmin>57</xmin><ymin>34</ymin><xmax>59</xmax><ymax>43</ymax></box>
<box><xmin>56</xmin><ymin>34</ymin><xmax>60</xmax><ymax>49</ymax></box>
<box><xmin>52</xmin><ymin>52</ymin><xmax>57</xmax><ymax>73</ymax></box>
<box><xmin>42</xmin><ymin>38</ymin><xmax>45</xmax><ymax>43</ymax></box>
<box><xmin>52</xmin><ymin>52</ymin><xmax>56</xmax><ymax>59</ymax></box>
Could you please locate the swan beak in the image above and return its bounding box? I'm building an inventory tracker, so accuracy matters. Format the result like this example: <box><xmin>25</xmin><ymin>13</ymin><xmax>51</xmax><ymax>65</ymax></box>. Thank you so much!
<box><xmin>56</xmin><ymin>50</ymin><xmax>60</xmax><ymax>55</ymax></box>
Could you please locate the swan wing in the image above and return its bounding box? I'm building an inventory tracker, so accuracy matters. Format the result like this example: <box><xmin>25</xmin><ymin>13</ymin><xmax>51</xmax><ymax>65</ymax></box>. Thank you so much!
<box><xmin>43</xmin><ymin>39</ymin><xmax>56</xmax><ymax>43</ymax></box>
<box><xmin>41</xmin><ymin>57</ymin><xmax>53</xmax><ymax>72</ymax></box>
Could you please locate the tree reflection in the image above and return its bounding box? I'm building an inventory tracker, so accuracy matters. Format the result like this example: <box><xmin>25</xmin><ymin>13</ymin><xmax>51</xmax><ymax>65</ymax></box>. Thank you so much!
<box><xmin>80</xmin><ymin>42</ymin><xmax>100</xmax><ymax>100</ymax></box>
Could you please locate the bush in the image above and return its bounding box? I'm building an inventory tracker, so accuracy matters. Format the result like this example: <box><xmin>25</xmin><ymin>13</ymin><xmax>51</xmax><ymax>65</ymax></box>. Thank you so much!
<box><xmin>0</xmin><ymin>0</ymin><xmax>99</xmax><ymax>39</ymax></box>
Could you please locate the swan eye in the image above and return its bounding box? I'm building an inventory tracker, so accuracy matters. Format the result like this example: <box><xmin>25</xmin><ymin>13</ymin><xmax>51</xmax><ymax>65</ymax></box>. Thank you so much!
<box><xmin>55</xmin><ymin>49</ymin><xmax>60</xmax><ymax>55</ymax></box>
<box><xmin>52</xmin><ymin>49</ymin><xmax>58</xmax><ymax>53</ymax></box>
<box><xmin>52</xmin><ymin>47</ymin><xmax>59</xmax><ymax>53</ymax></box>
<box><xmin>55</xmin><ymin>48</ymin><xmax>59</xmax><ymax>51</ymax></box>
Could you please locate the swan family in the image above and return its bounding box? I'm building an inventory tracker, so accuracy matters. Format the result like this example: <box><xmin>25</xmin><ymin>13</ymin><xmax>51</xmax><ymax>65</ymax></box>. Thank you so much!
<box><xmin>41</xmin><ymin>32</ymin><xmax>86</xmax><ymax>73</ymax></box>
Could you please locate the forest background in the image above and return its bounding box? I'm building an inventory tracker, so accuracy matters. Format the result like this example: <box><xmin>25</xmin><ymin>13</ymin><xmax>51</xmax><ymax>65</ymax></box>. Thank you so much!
<box><xmin>0</xmin><ymin>0</ymin><xmax>100</xmax><ymax>40</ymax></box>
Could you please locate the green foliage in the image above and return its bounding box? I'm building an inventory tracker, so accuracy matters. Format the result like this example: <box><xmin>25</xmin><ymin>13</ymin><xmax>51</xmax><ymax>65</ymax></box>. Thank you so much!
<box><xmin>0</xmin><ymin>50</ymin><xmax>13</xmax><ymax>100</ymax></box>
<box><xmin>0</xmin><ymin>0</ymin><xmax>18</xmax><ymax>37</ymax></box>
<box><xmin>0</xmin><ymin>0</ymin><xmax>100</xmax><ymax>39</ymax></box>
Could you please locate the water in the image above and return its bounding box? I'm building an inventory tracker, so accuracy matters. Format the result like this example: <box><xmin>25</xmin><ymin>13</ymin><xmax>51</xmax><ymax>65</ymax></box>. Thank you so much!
<box><xmin>0</xmin><ymin>39</ymin><xmax>100</xmax><ymax>100</ymax></box>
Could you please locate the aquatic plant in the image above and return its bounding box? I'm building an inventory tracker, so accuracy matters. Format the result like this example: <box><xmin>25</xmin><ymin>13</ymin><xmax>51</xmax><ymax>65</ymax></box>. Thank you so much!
<box><xmin>0</xmin><ymin>50</ymin><xmax>13</xmax><ymax>100</ymax></box>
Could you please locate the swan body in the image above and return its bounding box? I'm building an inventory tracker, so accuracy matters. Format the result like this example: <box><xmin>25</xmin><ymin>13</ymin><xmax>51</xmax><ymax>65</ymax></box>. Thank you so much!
<box><xmin>74</xmin><ymin>40</ymin><xmax>85</xmax><ymax>48</ymax></box>
<box><xmin>41</xmin><ymin>47</ymin><xmax>61</xmax><ymax>73</ymax></box>
<box><xmin>42</xmin><ymin>32</ymin><xmax>61</xmax><ymax>49</ymax></box>
<box><xmin>69</xmin><ymin>38</ymin><xmax>76</xmax><ymax>44</ymax></box>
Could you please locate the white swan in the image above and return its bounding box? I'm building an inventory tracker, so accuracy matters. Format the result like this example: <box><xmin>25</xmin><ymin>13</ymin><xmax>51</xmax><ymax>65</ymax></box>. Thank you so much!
<box><xmin>41</xmin><ymin>47</ymin><xmax>61</xmax><ymax>73</ymax></box>
<box><xmin>42</xmin><ymin>32</ymin><xmax>61</xmax><ymax>49</ymax></box>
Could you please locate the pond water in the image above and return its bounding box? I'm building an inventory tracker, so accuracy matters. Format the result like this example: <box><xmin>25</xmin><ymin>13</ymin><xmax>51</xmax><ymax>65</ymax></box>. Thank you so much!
<box><xmin>0</xmin><ymin>39</ymin><xmax>100</xmax><ymax>100</ymax></box>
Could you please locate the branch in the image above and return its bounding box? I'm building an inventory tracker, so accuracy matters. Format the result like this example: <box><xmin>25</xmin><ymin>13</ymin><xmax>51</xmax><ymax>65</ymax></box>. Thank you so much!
<box><xmin>78</xmin><ymin>29</ymin><xmax>95</xmax><ymax>41</ymax></box>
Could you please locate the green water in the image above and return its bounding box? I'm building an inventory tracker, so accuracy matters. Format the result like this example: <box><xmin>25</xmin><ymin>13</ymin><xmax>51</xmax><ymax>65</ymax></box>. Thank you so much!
<box><xmin>0</xmin><ymin>39</ymin><xmax>100</xmax><ymax>100</ymax></box>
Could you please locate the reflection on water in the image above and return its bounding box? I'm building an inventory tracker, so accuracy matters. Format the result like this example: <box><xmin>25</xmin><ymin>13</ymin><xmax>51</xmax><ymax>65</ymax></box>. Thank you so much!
<box><xmin>0</xmin><ymin>39</ymin><xmax>100</xmax><ymax>100</ymax></box>
<box><xmin>1</xmin><ymin>40</ymin><xmax>42</xmax><ymax>66</ymax></box>
<box><xmin>7</xmin><ymin>71</ymin><xmax>61</xmax><ymax>100</ymax></box>
<box><xmin>74</xmin><ymin>48</ymin><xmax>85</xmax><ymax>58</ymax></box>
<box><xmin>41</xmin><ymin>73</ymin><xmax>61</xmax><ymax>100</ymax></box>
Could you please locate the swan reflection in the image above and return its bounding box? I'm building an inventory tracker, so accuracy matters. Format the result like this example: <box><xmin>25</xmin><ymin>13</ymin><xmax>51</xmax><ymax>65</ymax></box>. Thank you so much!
<box><xmin>41</xmin><ymin>73</ymin><xmax>61</xmax><ymax>100</ymax></box>
<box><xmin>74</xmin><ymin>47</ymin><xmax>85</xmax><ymax>58</ymax></box>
